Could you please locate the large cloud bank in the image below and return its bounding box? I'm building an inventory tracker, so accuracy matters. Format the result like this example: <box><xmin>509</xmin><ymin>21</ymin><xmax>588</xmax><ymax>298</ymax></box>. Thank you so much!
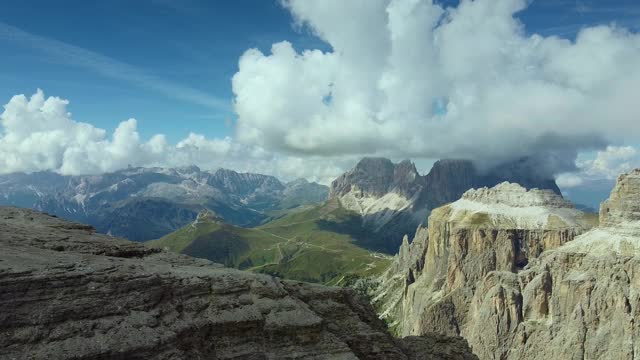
<box><xmin>0</xmin><ymin>90</ymin><xmax>349</xmax><ymax>183</ymax></box>
<box><xmin>2</xmin><ymin>0</ymin><xmax>640</xmax><ymax>185</ymax></box>
<box><xmin>232</xmin><ymin>0</ymin><xmax>640</xmax><ymax>172</ymax></box>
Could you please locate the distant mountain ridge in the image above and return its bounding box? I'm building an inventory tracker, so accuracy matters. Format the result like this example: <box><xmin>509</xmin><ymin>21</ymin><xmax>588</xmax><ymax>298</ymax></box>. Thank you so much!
<box><xmin>0</xmin><ymin>166</ymin><xmax>329</xmax><ymax>241</ymax></box>
<box><xmin>329</xmin><ymin>157</ymin><xmax>564</xmax><ymax>252</ymax></box>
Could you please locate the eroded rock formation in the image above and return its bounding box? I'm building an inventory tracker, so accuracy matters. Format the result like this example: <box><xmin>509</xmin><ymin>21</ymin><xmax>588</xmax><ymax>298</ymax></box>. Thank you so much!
<box><xmin>466</xmin><ymin>170</ymin><xmax>640</xmax><ymax>359</ymax></box>
<box><xmin>376</xmin><ymin>172</ymin><xmax>640</xmax><ymax>359</ymax></box>
<box><xmin>0</xmin><ymin>206</ymin><xmax>477</xmax><ymax>360</ymax></box>
<box><xmin>372</xmin><ymin>182</ymin><xmax>600</xmax><ymax>357</ymax></box>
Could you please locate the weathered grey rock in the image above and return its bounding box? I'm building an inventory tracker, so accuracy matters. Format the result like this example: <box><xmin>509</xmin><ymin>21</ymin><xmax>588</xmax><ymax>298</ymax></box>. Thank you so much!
<box><xmin>0</xmin><ymin>206</ymin><xmax>477</xmax><ymax>360</ymax></box>
<box><xmin>375</xmin><ymin>173</ymin><xmax>640</xmax><ymax>360</ymax></box>
<box><xmin>373</xmin><ymin>183</ymin><xmax>594</xmax><ymax>335</ymax></box>
<box><xmin>599</xmin><ymin>169</ymin><xmax>640</xmax><ymax>229</ymax></box>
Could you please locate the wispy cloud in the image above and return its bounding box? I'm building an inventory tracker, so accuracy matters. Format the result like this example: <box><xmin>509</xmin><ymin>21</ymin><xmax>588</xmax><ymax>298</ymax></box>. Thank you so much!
<box><xmin>0</xmin><ymin>21</ymin><xmax>230</xmax><ymax>111</ymax></box>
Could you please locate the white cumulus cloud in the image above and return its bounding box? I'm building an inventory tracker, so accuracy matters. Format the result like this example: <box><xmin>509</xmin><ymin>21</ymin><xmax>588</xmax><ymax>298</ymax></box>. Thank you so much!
<box><xmin>232</xmin><ymin>0</ymin><xmax>640</xmax><ymax>170</ymax></box>
<box><xmin>580</xmin><ymin>146</ymin><xmax>640</xmax><ymax>178</ymax></box>
<box><xmin>0</xmin><ymin>89</ymin><xmax>348</xmax><ymax>183</ymax></box>
<box><xmin>556</xmin><ymin>145</ymin><xmax>640</xmax><ymax>189</ymax></box>
<box><xmin>3</xmin><ymin>0</ymin><xmax>640</xmax><ymax>185</ymax></box>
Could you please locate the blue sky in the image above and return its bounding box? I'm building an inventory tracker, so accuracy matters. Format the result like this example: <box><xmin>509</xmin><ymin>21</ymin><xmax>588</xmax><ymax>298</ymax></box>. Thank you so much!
<box><xmin>0</xmin><ymin>0</ymin><xmax>329</xmax><ymax>141</ymax></box>
<box><xmin>1</xmin><ymin>0</ymin><xmax>638</xmax><ymax>143</ymax></box>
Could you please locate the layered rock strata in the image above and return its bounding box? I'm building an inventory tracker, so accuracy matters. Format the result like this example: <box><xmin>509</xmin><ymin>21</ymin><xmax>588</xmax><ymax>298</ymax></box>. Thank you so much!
<box><xmin>375</xmin><ymin>173</ymin><xmax>640</xmax><ymax>359</ymax></box>
<box><xmin>0</xmin><ymin>206</ymin><xmax>476</xmax><ymax>360</ymax></box>
<box><xmin>466</xmin><ymin>170</ymin><xmax>640</xmax><ymax>359</ymax></box>
<box><xmin>372</xmin><ymin>183</ymin><xmax>596</xmax><ymax>345</ymax></box>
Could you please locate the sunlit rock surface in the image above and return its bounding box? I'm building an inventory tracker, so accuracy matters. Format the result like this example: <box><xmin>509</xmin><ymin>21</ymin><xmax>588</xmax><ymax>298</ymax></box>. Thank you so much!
<box><xmin>373</xmin><ymin>181</ymin><xmax>618</xmax><ymax>359</ymax></box>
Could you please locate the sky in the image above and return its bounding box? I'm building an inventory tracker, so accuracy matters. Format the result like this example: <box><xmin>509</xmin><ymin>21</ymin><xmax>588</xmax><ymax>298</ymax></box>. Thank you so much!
<box><xmin>1</xmin><ymin>0</ymin><xmax>640</xmax><ymax>192</ymax></box>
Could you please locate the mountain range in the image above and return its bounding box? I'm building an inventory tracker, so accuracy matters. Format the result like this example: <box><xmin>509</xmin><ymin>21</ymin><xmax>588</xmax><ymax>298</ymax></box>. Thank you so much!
<box><xmin>0</xmin><ymin>166</ymin><xmax>328</xmax><ymax>241</ymax></box>
<box><xmin>142</xmin><ymin>156</ymin><xmax>566</xmax><ymax>284</ymax></box>
<box><xmin>3</xmin><ymin>159</ymin><xmax>638</xmax><ymax>359</ymax></box>
<box><xmin>0</xmin><ymin>157</ymin><xmax>562</xmax><ymax>251</ymax></box>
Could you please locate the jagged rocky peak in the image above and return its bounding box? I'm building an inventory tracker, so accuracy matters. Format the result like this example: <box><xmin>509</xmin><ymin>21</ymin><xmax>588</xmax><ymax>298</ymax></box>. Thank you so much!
<box><xmin>561</xmin><ymin>168</ymin><xmax>640</xmax><ymax>254</ymax></box>
<box><xmin>460</xmin><ymin>182</ymin><xmax>573</xmax><ymax>208</ymax></box>
<box><xmin>328</xmin><ymin>158</ymin><xmax>425</xmax><ymax>244</ymax></box>
<box><xmin>599</xmin><ymin>168</ymin><xmax>640</xmax><ymax>228</ymax></box>
<box><xmin>393</xmin><ymin>159</ymin><xmax>420</xmax><ymax>186</ymax></box>
<box><xmin>329</xmin><ymin>157</ymin><xmax>421</xmax><ymax>199</ymax></box>
<box><xmin>425</xmin><ymin>159</ymin><xmax>475</xmax><ymax>183</ymax></box>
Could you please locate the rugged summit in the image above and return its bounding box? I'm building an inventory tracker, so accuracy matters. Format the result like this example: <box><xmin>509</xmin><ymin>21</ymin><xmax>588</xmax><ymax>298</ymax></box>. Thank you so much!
<box><xmin>372</xmin><ymin>182</ymin><xmax>595</xmax><ymax>338</ymax></box>
<box><xmin>330</xmin><ymin>158</ymin><xmax>422</xmax><ymax>200</ymax></box>
<box><xmin>0</xmin><ymin>206</ymin><xmax>477</xmax><ymax>360</ymax></box>
<box><xmin>330</xmin><ymin>158</ymin><xmax>425</xmax><ymax>238</ymax></box>
<box><xmin>329</xmin><ymin>158</ymin><xmax>564</xmax><ymax>252</ymax></box>
<box><xmin>374</xmin><ymin>171</ymin><xmax>640</xmax><ymax>359</ymax></box>
<box><xmin>0</xmin><ymin>166</ymin><xmax>329</xmax><ymax>241</ymax></box>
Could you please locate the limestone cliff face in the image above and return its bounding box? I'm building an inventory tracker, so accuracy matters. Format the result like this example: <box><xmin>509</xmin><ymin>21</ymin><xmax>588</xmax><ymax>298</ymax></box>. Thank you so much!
<box><xmin>465</xmin><ymin>170</ymin><xmax>640</xmax><ymax>359</ymax></box>
<box><xmin>599</xmin><ymin>169</ymin><xmax>640</xmax><ymax>229</ymax></box>
<box><xmin>376</xmin><ymin>172</ymin><xmax>640</xmax><ymax>360</ymax></box>
<box><xmin>373</xmin><ymin>183</ymin><xmax>595</xmax><ymax>340</ymax></box>
<box><xmin>0</xmin><ymin>206</ymin><xmax>477</xmax><ymax>360</ymax></box>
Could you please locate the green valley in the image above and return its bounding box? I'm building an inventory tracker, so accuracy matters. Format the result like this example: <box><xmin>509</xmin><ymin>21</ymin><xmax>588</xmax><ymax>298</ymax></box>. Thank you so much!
<box><xmin>148</xmin><ymin>199</ymin><xmax>392</xmax><ymax>285</ymax></box>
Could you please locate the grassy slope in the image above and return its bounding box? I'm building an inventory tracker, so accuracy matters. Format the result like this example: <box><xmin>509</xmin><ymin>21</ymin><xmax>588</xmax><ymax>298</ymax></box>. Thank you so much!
<box><xmin>148</xmin><ymin>199</ymin><xmax>391</xmax><ymax>285</ymax></box>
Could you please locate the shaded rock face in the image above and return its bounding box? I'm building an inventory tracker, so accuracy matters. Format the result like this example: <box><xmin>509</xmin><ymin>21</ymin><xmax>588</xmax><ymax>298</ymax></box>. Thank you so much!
<box><xmin>330</xmin><ymin>158</ymin><xmax>422</xmax><ymax>200</ymax></box>
<box><xmin>375</xmin><ymin>172</ymin><xmax>640</xmax><ymax>360</ymax></box>
<box><xmin>0</xmin><ymin>206</ymin><xmax>477</xmax><ymax>360</ymax></box>
<box><xmin>372</xmin><ymin>183</ymin><xmax>595</xmax><ymax>346</ymax></box>
<box><xmin>329</xmin><ymin>158</ymin><xmax>563</xmax><ymax>254</ymax></box>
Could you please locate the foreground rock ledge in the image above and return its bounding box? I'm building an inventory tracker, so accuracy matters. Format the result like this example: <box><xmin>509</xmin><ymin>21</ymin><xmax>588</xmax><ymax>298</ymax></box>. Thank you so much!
<box><xmin>0</xmin><ymin>207</ymin><xmax>476</xmax><ymax>360</ymax></box>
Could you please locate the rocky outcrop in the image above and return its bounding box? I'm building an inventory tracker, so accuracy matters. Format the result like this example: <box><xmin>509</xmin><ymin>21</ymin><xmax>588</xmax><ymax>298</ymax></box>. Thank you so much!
<box><xmin>0</xmin><ymin>206</ymin><xmax>477</xmax><ymax>360</ymax></box>
<box><xmin>599</xmin><ymin>169</ymin><xmax>640</xmax><ymax>229</ymax></box>
<box><xmin>465</xmin><ymin>170</ymin><xmax>640</xmax><ymax>359</ymax></box>
<box><xmin>329</xmin><ymin>158</ymin><xmax>564</xmax><ymax>254</ymax></box>
<box><xmin>372</xmin><ymin>183</ymin><xmax>595</xmax><ymax>339</ymax></box>
<box><xmin>375</xmin><ymin>172</ymin><xmax>640</xmax><ymax>359</ymax></box>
